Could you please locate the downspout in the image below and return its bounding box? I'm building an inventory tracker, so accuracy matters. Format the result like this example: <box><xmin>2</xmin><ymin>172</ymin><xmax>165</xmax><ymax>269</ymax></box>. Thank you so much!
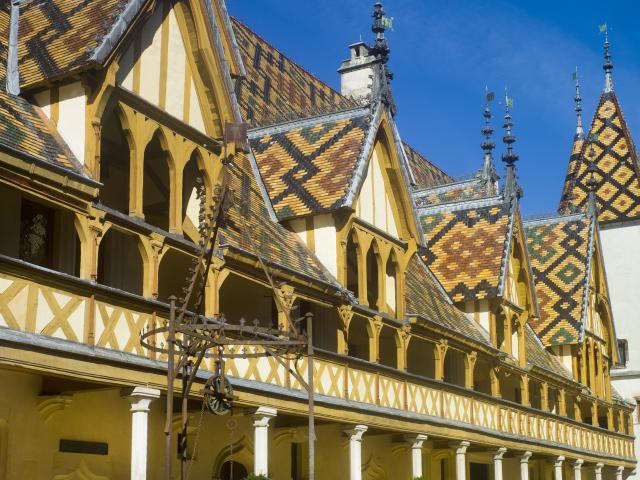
<box><xmin>6</xmin><ymin>0</ymin><xmax>21</xmax><ymax>95</ymax></box>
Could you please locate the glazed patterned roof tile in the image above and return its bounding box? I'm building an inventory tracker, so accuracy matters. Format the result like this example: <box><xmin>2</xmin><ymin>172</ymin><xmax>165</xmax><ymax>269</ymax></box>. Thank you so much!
<box><xmin>17</xmin><ymin>0</ymin><xmax>129</xmax><ymax>88</ymax></box>
<box><xmin>404</xmin><ymin>142</ymin><xmax>452</xmax><ymax>189</ymax></box>
<box><xmin>232</xmin><ymin>18</ymin><xmax>358</xmax><ymax>128</ymax></box>
<box><xmin>404</xmin><ymin>253</ymin><xmax>491</xmax><ymax>346</ymax></box>
<box><xmin>0</xmin><ymin>6</ymin><xmax>76</xmax><ymax>171</ymax></box>
<box><xmin>525</xmin><ymin>325</ymin><xmax>573</xmax><ymax>379</ymax></box>
<box><xmin>559</xmin><ymin>92</ymin><xmax>640</xmax><ymax>223</ymax></box>
<box><xmin>524</xmin><ymin>214</ymin><xmax>592</xmax><ymax>346</ymax></box>
<box><xmin>419</xmin><ymin>200</ymin><xmax>511</xmax><ymax>303</ymax></box>
<box><xmin>414</xmin><ymin>178</ymin><xmax>487</xmax><ymax>208</ymax></box>
<box><xmin>250</xmin><ymin>113</ymin><xmax>370</xmax><ymax>220</ymax></box>
<box><xmin>219</xmin><ymin>152</ymin><xmax>334</xmax><ymax>283</ymax></box>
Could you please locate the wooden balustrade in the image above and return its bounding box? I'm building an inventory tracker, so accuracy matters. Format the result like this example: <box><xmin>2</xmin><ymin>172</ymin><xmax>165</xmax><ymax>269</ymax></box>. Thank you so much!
<box><xmin>0</xmin><ymin>261</ymin><xmax>634</xmax><ymax>461</ymax></box>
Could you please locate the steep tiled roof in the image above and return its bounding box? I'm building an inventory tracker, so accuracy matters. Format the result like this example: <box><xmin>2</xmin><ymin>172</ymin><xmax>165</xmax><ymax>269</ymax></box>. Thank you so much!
<box><xmin>232</xmin><ymin>18</ymin><xmax>357</xmax><ymax>128</ymax></box>
<box><xmin>250</xmin><ymin>110</ymin><xmax>370</xmax><ymax>220</ymax></box>
<box><xmin>0</xmin><ymin>6</ymin><xmax>77</xmax><ymax>171</ymax></box>
<box><xmin>524</xmin><ymin>326</ymin><xmax>572</xmax><ymax>379</ymax></box>
<box><xmin>404</xmin><ymin>254</ymin><xmax>490</xmax><ymax>346</ymax></box>
<box><xmin>414</xmin><ymin>178</ymin><xmax>487</xmax><ymax>208</ymax></box>
<box><xmin>558</xmin><ymin>136</ymin><xmax>585</xmax><ymax>214</ymax></box>
<box><xmin>419</xmin><ymin>199</ymin><xmax>512</xmax><ymax>303</ymax></box>
<box><xmin>219</xmin><ymin>153</ymin><xmax>334</xmax><ymax>284</ymax></box>
<box><xmin>17</xmin><ymin>0</ymin><xmax>128</xmax><ymax>89</ymax></box>
<box><xmin>524</xmin><ymin>214</ymin><xmax>592</xmax><ymax>346</ymax></box>
<box><xmin>559</xmin><ymin>91</ymin><xmax>640</xmax><ymax>223</ymax></box>
<box><xmin>404</xmin><ymin>142</ymin><xmax>452</xmax><ymax>189</ymax></box>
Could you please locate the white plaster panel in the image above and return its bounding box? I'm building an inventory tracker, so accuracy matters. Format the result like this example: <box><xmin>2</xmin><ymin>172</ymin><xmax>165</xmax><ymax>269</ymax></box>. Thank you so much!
<box><xmin>188</xmin><ymin>77</ymin><xmax>205</xmax><ymax>133</ymax></box>
<box><xmin>58</xmin><ymin>82</ymin><xmax>86</xmax><ymax>164</ymax></box>
<box><xmin>288</xmin><ymin>218</ymin><xmax>307</xmax><ymax>246</ymax></box>
<box><xmin>165</xmin><ymin>9</ymin><xmax>186</xmax><ymax>120</ymax></box>
<box><xmin>33</xmin><ymin>89</ymin><xmax>51</xmax><ymax>119</ymax></box>
<box><xmin>139</xmin><ymin>4</ymin><xmax>163</xmax><ymax>106</ymax></box>
<box><xmin>116</xmin><ymin>42</ymin><xmax>135</xmax><ymax>90</ymax></box>
<box><xmin>313</xmin><ymin>214</ymin><xmax>337</xmax><ymax>278</ymax></box>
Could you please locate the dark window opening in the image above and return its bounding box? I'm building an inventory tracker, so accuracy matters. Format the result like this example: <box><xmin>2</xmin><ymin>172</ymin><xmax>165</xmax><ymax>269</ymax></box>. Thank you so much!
<box><xmin>617</xmin><ymin>339</ymin><xmax>628</xmax><ymax>367</ymax></box>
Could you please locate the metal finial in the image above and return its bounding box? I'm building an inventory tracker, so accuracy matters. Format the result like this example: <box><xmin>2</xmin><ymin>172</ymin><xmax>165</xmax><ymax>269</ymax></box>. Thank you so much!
<box><xmin>602</xmin><ymin>25</ymin><xmax>614</xmax><ymax>93</ymax></box>
<box><xmin>370</xmin><ymin>1</ymin><xmax>390</xmax><ymax>64</ymax></box>
<box><xmin>502</xmin><ymin>89</ymin><xmax>521</xmax><ymax>199</ymax></box>
<box><xmin>574</xmin><ymin>67</ymin><xmax>584</xmax><ymax>139</ymax></box>
<box><xmin>480</xmin><ymin>88</ymin><xmax>498</xmax><ymax>192</ymax></box>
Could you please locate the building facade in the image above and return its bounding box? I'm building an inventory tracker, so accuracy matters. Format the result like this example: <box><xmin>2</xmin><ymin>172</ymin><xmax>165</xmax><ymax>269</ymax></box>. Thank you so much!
<box><xmin>0</xmin><ymin>1</ymin><xmax>635</xmax><ymax>480</ymax></box>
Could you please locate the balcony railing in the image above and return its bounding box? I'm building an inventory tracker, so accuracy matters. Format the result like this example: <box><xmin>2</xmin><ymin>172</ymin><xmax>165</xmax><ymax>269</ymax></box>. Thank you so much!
<box><xmin>0</xmin><ymin>255</ymin><xmax>634</xmax><ymax>461</ymax></box>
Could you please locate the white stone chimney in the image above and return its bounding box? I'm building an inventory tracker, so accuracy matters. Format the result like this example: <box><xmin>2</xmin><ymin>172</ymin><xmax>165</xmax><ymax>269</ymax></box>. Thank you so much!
<box><xmin>337</xmin><ymin>42</ymin><xmax>377</xmax><ymax>100</ymax></box>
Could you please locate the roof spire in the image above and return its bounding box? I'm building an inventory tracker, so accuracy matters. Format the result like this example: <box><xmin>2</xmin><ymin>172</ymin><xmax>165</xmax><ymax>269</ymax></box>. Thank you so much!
<box><xmin>601</xmin><ymin>24</ymin><xmax>614</xmax><ymax>93</ymax></box>
<box><xmin>501</xmin><ymin>89</ymin><xmax>522</xmax><ymax>199</ymax></box>
<box><xmin>370</xmin><ymin>2</ymin><xmax>390</xmax><ymax>65</ymax></box>
<box><xmin>573</xmin><ymin>67</ymin><xmax>584</xmax><ymax>139</ymax></box>
<box><xmin>585</xmin><ymin>142</ymin><xmax>600</xmax><ymax>216</ymax></box>
<box><xmin>480</xmin><ymin>88</ymin><xmax>499</xmax><ymax>194</ymax></box>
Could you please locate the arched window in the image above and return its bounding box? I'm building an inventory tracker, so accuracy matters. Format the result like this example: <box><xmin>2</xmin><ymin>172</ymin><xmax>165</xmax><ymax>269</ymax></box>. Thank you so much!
<box><xmin>443</xmin><ymin>349</ymin><xmax>465</xmax><ymax>387</ymax></box>
<box><xmin>143</xmin><ymin>130</ymin><xmax>171</xmax><ymax>231</ymax></box>
<box><xmin>378</xmin><ymin>326</ymin><xmax>397</xmax><ymax>368</ymax></box>
<box><xmin>158</xmin><ymin>248</ymin><xmax>194</xmax><ymax>305</ymax></box>
<box><xmin>347</xmin><ymin>317</ymin><xmax>370</xmax><ymax>361</ymax></box>
<box><xmin>407</xmin><ymin>337</ymin><xmax>436</xmax><ymax>378</ymax></box>
<box><xmin>97</xmin><ymin>228</ymin><xmax>143</xmax><ymax>295</ymax></box>
<box><xmin>346</xmin><ymin>233</ymin><xmax>359</xmax><ymax>299</ymax></box>
<box><xmin>182</xmin><ymin>150</ymin><xmax>206</xmax><ymax>241</ymax></box>
<box><xmin>366</xmin><ymin>242</ymin><xmax>381</xmax><ymax>310</ymax></box>
<box><xmin>99</xmin><ymin>102</ymin><xmax>130</xmax><ymax>213</ymax></box>
<box><xmin>219</xmin><ymin>460</ymin><xmax>248</xmax><ymax>480</ymax></box>
<box><xmin>385</xmin><ymin>253</ymin><xmax>398</xmax><ymax>317</ymax></box>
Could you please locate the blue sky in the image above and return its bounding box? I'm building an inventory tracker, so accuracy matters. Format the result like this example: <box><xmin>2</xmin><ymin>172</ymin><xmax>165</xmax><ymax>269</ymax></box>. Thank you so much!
<box><xmin>228</xmin><ymin>1</ymin><xmax>640</xmax><ymax>215</ymax></box>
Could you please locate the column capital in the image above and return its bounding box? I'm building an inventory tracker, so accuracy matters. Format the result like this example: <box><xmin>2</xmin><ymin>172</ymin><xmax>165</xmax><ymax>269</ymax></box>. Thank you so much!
<box><xmin>552</xmin><ymin>456</ymin><xmax>565</xmax><ymax>467</ymax></box>
<box><xmin>121</xmin><ymin>386</ymin><xmax>160</xmax><ymax>413</ymax></box>
<box><xmin>493</xmin><ymin>447</ymin><xmax>507</xmax><ymax>460</ymax></box>
<box><xmin>572</xmin><ymin>459</ymin><xmax>584</xmax><ymax>469</ymax></box>
<box><xmin>594</xmin><ymin>463</ymin><xmax>604</xmax><ymax>471</ymax></box>
<box><xmin>253</xmin><ymin>406</ymin><xmax>277</xmax><ymax>428</ymax></box>
<box><xmin>345</xmin><ymin>424</ymin><xmax>368</xmax><ymax>441</ymax></box>
<box><xmin>450</xmin><ymin>440</ymin><xmax>470</xmax><ymax>454</ymax></box>
<box><xmin>520</xmin><ymin>451</ymin><xmax>532</xmax><ymax>463</ymax></box>
<box><xmin>404</xmin><ymin>434</ymin><xmax>428</xmax><ymax>448</ymax></box>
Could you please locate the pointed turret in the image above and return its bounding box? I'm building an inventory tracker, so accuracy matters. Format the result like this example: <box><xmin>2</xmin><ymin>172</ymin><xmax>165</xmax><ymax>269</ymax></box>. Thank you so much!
<box><xmin>501</xmin><ymin>92</ymin><xmax>522</xmax><ymax>199</ymax></box>
<box><xmin>480</xmin><ymin>91</ymin><xmax>499</xmax><ymax>194</ymax></box>
<box><xmin>559</xmin><ymin>68</ymin><xmax>586</xmax><ymax>214</ymax></box>
<box><xmin>559</xmin><ymin>30</ymin><xmax>640</xmax><ymax>223</ymax></box>
<box><xmin>585</xmin><ymin>143</ymin><xmax>600</xmax><ymax>217</ymax></box>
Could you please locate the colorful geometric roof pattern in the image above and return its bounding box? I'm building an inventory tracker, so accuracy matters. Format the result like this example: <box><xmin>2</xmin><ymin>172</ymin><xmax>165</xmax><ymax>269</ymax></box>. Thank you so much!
<box><xmin>524</xmin><ymin>214</ymin><xmax>592</xmax><ymax>346</ymax></box>
<box><xmin>0</xmin><ymin>6</ymin><xmax>76</xmax><ymax>171</ymax></box>
<box><xmin>419</xmin><ymin>200</ymin><xmax>512</xmax><ymax>303</ymax></box>
<box><xmin>232</xmin><ymin>18</ymin><xmax>357</xmax><ymax>128</ymax></box>
<box><xmin>17</xmin><ymin>0</ymin><xmax>128</xmax><ymax>88</ymax></box>
<box><xmin>404</xmin><ymin>254</ymin><xmax>490</xmax><ymax>346</ymax></box>
<box><xmin>250</xmin><ymin>112</ymin><xmax>370</xmax><ymax>220</ymax></box>
<box><xmin>404</xmin><ymin>142</ymin><xmax>452</xmax><ymax>189</ymax></box>
<box><xmin>558</xmin><ymin>136</ymin><xmax>585</xmax><ymax>213</ymax></box>
<box><xmin>559</xmin><ymin>91</ymin><xmax>640</xmax><ymax>223</ymax></box>
<box><xmin>219</xmin><ymin>153</ymin><xmax>334</xmax><ymax>284</ymax></box>
<box><xmin>414</xmin><ymin>178</ymin><xmax>487</xmax><ymax>208</ymax></box>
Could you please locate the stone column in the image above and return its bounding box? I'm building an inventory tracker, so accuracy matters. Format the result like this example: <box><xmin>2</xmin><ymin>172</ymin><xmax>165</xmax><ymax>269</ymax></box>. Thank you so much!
<box><xmin>122</xmin><ymin>386</ymin><xmax>160</xmax><ymax>480</ymax></box>
<box><xmin>616</xmin><ymin>466</ymin><xmax>624</xmax><ymax>480</ymax></box>
<box><xmin>346</xmin><ymin>425</ymin><xmax>368</xmax><ymax>480</ymax></box>
<box><xmin>572</xmin><ymin>459</ymin><xmax>583</xmax><ymax>480</ymax></box>
<box><xmin>454</xmin><ymin>441</ymin><xmax>470</xmax><ymax>480</ymax></box>
<box><xmin>406</xmin><ymin>434</ymin><xmax>428</xmax><ymax>479</ymax></box>
<box><xmin>553</xmin><ymin>456</ymin><xmax>565</xmax><ymax>480</ymax></box>
<box><xmin>594</xmin><ymin>463</ymin><xmax>604</xmax><ymax>480</ymax></box>
<box><xmin>520</xmin><ymin>451</ymin><xmax>532</xmax><ymax>480</ymax></box>
<box><xmin>253</xmin><ymin>406</ymin><xmax>277</xmax><ymax>476</ymax></box>
<box><xmin>493</xmin><ymin>447</ymin><xmax>507</xmax><ymax>480</ymax></box>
